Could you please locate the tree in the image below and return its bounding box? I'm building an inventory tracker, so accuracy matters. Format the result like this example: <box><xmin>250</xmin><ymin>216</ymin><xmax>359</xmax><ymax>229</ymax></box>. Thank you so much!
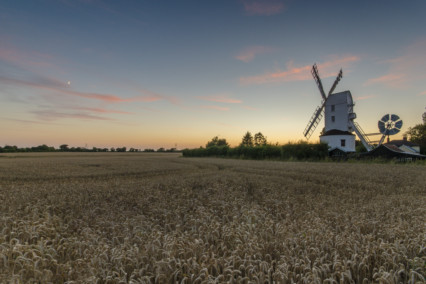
<box><xmin>355</xmin><ymin>140</ymin><xmax>367</xmax><ymax>153</ymax></box>
<box><xmin>240</xmin><ymin>131</ymin><xmax>254</xmax><ymax>147</ymax></box>
<box><xmin>59</xmin><ymin>144</ymin><xmax>69</xmax><ymax>151</ymax></box>
<box><xmin>254</xmin><ymin>132</ymin><xmax>267</xmax><ymax>146</ymax></box>
<box><xmin>206</xmin><ymin>136</ymin><xmax>229</xmax><ymax>147</ymax></box>
<box><xmin>405</xmin><ymin>123</ymin><xmax>426</xmax><ymax>154</ymax></box>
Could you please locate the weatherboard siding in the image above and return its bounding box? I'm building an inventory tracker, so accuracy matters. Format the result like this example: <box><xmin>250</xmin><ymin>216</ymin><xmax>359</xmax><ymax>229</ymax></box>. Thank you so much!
<box><xmin>324</xmin><ymin>91</ymin><xmax>354</xmax><ymax>133</ymax></box>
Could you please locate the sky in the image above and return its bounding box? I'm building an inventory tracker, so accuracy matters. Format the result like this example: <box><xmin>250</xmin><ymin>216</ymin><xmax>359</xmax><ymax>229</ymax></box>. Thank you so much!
<box><xmin>1</xmin><ymin>0</ymin><xmax>426</xmax><ymax>149</ymax></box>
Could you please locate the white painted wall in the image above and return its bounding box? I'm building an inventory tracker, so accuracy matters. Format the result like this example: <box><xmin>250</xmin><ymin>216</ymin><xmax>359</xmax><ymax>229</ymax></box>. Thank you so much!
<box><xmin>324</xmin><ymin>91</ymin><xmax>354</xmax><ymax>132</ymax></box>
<box><xmin>320</xmin><ymin>134</ymin><xmax>356</xmax><ymax>152</ymax></box>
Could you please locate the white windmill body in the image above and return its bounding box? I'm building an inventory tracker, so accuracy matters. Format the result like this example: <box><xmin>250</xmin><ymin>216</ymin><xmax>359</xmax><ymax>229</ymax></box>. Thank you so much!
<box><xmin>320</xmin><ymin>91</ymin><xmax>356</xmax><ymax>152</ymax></box>
<box><xmin>304</xmin><ymin>64</ymin><xmax>373</xmax><ymax>154</ymax></box>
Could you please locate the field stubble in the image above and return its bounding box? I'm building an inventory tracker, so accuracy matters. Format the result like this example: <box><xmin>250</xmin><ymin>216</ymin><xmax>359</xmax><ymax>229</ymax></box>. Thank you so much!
<box><xmin>0</xmin><ymin>153</ymin><xmax>425</xmax><ymax>283</ymax></box>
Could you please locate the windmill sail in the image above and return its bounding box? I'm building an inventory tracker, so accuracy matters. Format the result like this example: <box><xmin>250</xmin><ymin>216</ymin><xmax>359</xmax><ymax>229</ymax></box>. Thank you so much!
<box><xmin>304</xmin><ymin>64</ymin><xmax>344</xmax><ymax>139</ymax></box>
<box><xmin>311</xmin><ymin>64</ymin><xmax>327</xmax><ymax>100</ymax></box>
<box><xmin>328</xmin><ymin>69</ymin><xmax>343</xmax><ymax>96</ymax></box>
<box><xmin>303</xmin><ymin>99</ymin><xmax>326</xmax><ymax>139</ymax></box>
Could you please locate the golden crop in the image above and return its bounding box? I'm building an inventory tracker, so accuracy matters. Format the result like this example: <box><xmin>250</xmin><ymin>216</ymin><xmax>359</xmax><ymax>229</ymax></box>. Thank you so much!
<box><xmin>0</xmin><ymin>153</ymin><xmax>425</xmax><ymax>283</ymax></box>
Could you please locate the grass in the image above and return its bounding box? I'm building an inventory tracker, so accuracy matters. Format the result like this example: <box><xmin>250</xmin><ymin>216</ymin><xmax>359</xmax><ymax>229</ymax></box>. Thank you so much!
<box><xmin>0</xmin><ymin>153</ymin><xmax>425</xmax><ymax>283</ymax></box>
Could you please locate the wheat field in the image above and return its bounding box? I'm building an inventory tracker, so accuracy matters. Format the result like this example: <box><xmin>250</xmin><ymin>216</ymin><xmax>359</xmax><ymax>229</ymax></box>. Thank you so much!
<box><xmin>0</xmin><ymin>153</ymin><xmax>425</xmax><ymax>283</ymax></box>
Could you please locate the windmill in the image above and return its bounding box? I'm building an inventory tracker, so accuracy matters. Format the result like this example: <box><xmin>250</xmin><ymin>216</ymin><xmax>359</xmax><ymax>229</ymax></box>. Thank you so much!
<box><xmin>304</xmin><ymin>63</ymin><xmax>373</xmax><ymax>153</ymax></box>
<box><xmin>303</xmin><ymin>64</ymin><xmax>342</xmax><ymax>139</ymax></box>
<box><xmin>377</xmin><ymin>114</ymin><xmax>403</xmax><ymax>145</ymax></box>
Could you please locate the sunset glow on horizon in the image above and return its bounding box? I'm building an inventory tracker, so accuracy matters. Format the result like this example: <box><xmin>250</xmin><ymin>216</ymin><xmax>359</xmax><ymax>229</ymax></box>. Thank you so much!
<box><xmin>1</xmin><ymin>0</ymin><xmax>425</xmax><ymax>149</ymax></box>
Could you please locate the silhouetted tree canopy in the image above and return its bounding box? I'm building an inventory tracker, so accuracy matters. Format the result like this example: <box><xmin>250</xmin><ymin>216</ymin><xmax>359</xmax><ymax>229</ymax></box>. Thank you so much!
<box><xmin>405</xmin><ymin>123</ymin><xmax>426</xmax><ymax>154</ymax></box>
<box><xmin>206</xmin><ymin>136</ymin><xmax>229</xmax><ymax>148</ymax></box>
<box><xmin>254</xmin><ymin>132</ymin><xmax>267</xmax><ymax>146</ymax></box>
<box><xmin>59</xmin><ymin>144</ymin><xmax>69</xmax><ymax>151</ymax></box>
<box><xmin>240</xmin><ymin>131</ymin><xmax>254</xmax><ymax>147</ymax></box>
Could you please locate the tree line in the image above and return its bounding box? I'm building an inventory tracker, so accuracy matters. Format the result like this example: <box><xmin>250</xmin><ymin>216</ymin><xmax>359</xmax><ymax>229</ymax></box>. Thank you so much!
<box><xmin>0</xmin><ymin>144</ymin><xmax>179</xmax><ymax>153</ymax></box>
<box><xmin>1</xmin><ymin>123</ymin><xmax>423</xmax><ymax>155</ymax></box>
<box><xmin>182</xmin><ymin>131</ymin><xmax>329</xmax><ymax>160</ymax></box>
<box><xmin>183</xmin><ymin>123</ymin><xmax>426</xmax><ymax>160</ymax></box>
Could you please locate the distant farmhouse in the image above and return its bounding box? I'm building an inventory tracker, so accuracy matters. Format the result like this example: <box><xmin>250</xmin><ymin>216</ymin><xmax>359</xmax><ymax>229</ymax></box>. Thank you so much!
<box><xmin>363</xmin><ymin>138</ymin><xmax>424</xmax><ymax>161</ymax></box>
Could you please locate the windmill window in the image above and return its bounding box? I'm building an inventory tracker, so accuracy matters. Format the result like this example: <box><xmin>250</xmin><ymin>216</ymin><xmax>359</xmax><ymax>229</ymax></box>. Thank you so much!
<box><xmin>341</xmin><ymin>139</ymin><xmax>346</xmax><ymax>147</ymax></box>
<box><xmin>331</xmin><ymin>105</ymin><xmax>335</xmax><ymax>112</ymax></box>
<box><xmin>331</xmin><ymin>116</ymin><xmax>335</xmax><ymax>122</ymax></box>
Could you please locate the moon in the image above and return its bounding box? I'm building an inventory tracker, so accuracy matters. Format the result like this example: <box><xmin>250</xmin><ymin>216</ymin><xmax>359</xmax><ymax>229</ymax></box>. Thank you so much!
<box><xmin>67</xmin><ymin>81</ymin><xmax>71</xmax><ymax>86</ymax></box>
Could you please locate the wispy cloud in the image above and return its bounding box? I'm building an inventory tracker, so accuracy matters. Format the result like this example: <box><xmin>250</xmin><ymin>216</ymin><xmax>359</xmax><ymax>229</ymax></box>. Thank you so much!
<box><xmin>235</xmin><ymin>46</ymin><xmax>275</xmax><ymax>62</ymax></box>
<box><xmin>242</xmin><ymin>0</ymin><xmax>285</xmax><ymax>15</ymax></box>
<box><xmin>0</xmin><ymin>76</ymin><xmax>162</xmax><ymax>103</ymax></box>
<box><xmin>201</xmin><ymin>105</ymin><xmax>230</xmax><ymax>111</ymax></box>
<box><xmin>1</xmin><ymin>117</ymin><xmax>57</xmax><ymax>125</ymax></box>
<box><xmin>240</xmin><ymin>55</ymin><xmax>359</xmax><ymax>85</ymax></box>
<box><xmin>32</xmin><ymin>110</ymin><xmax>113</xmax><ymax>121</ymax></box>
<box><xmin>71</xmin><ymin>107</ymin><xmax>133</xmax><ymax>114</ymax></box>
<box><xmin>198</xmin><ymin>95</ymin><xmax>242</xmax><ymax>104</ymax></box>
<box><xmin>364</xmin><ymin>74</ymin><xmax>406</xmax><ymax>86</ymax></box>
<box><xmin>418</xmin><ymin>91</ymin><xmax>426</xmax><ymax>96</ymax></box>
<box><xmin>140</xmin><ymin>89</ymin><xmax>180</xmax><ymax>105</ymax></box>
<box><xmin>364</xmin><ymin>39</ymin><xmax>426</xmax><ymax>88</ymax></box>
<box><xmin>354</xmin><ymin>94</ymin><xmax>377</xmax><ymax>101</ymax></box>
<box><xmin>0</xmin><ymin>45</ymin><xmax>58</xmax><ymax>70</ymax></box>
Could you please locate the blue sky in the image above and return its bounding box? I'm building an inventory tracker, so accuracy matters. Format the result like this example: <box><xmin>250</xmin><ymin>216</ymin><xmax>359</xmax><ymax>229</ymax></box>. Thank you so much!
<box><xmin>1</xmin><ymin>0</ymin><xmax>425</xmax><ymax>149</ymax></box>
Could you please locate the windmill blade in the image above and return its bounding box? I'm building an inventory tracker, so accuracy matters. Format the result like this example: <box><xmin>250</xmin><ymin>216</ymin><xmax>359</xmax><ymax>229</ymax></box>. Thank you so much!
<box><xmin>395</xmin><ymin>120</ymin><xmax>403</xmax><ymax>129</ymax></box>
<box><xmin>381</xmin><ymin>114</ymin><xmax>390</xmax><ymax>122</ymax></box>
<box><xmin>311</xmin><ymin>64</ymin><xmax>327</xmax><ymax>100</ymax></box>
<box><xmin>388</xmin><ymin>128</ymin><xmax>400</xmax><ymax>135</ymax></box>
<box><xmin>378</xmin><ymin>121</ymin><xmax>386</xmax><ymax>134</ymax></box>
<box><xmin>390</xmin><ymin>114</ymin><xmax>400</xmax><ymax>121</ymax></box>
<box><xmin>327</xmin><ymin>69</ymin><xmax>343</xmax><ymax>96</ymax></box>
<box><xmin>303</xmin><ymin>99</ymin><xmax>326</xmax><ymax>138</ymax></box>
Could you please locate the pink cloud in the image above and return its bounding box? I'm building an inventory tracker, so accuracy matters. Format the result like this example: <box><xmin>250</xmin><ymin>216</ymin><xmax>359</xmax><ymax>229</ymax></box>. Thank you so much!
<box><xmin>72</xmin><ymin>107</ymin><xmax>132</xmax><ymax>114</ymax></box>
<box><xmin>0</xmin><ymin>45</ymin><xmax>56</xmax><ymax>69</ymax></box>
<box><xmin>239</xmin><ymin>55</ymin><xmax>360</xmax><ymax>85</ymax></box>
<box><xmin>364</xmin><ymin>74</ymin><xmax>406</xmax><ymax>86</ymax></box>
<box><xmin>2</xmin><ymin>117</ymin><xmax>57</xmax><ymax>125</ymax></box>
<box><xmin>32</xmin><ymin>110</ymin><xmax>113</xmax><ymax>121</ymax></box>
<box><xmin>364</xmin><ymin>39</ymin><xmax>426</xmax><ymax>88</ymax></box>
<box><xmin>201</xmin><ymin>105</ymin><xmax>230</xmax><ymax>111</ymax></box>
<box><xmin>354</xmin><ymin>95</ymin><xmax>377</xmax><ymax>101</ymax></box>
<box><xmin>235</xmin><ymin>46</ymin><xmax>275</xmax><ymax>62</ymax></box>
<box><xmin>198</xmin><ymin>95</ymin><xmax>242</xmax><ymax>104</ymax></box>
<box><xmin>0</xmin><ymin>76</ymin><xmax>163</xmax><ymax>103</ymax></box>
<box><xmin>166</xmin><ymin>96</ymin><xmax>181</xmax><ymax>105</ymax></box>
<box><xmin>242</xmin><ymin>0</ymin><xmax>285</xmax><ymax>15</ymax></box>
<box><xmin>418</xmin><ymin>91</ymin><xmax>426</xmax><ymax>96</ymax></box>
<box><xmin>140</xmin><ymin>89</ymin><xmax>180</xmax><ymax>105</ymax></box>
